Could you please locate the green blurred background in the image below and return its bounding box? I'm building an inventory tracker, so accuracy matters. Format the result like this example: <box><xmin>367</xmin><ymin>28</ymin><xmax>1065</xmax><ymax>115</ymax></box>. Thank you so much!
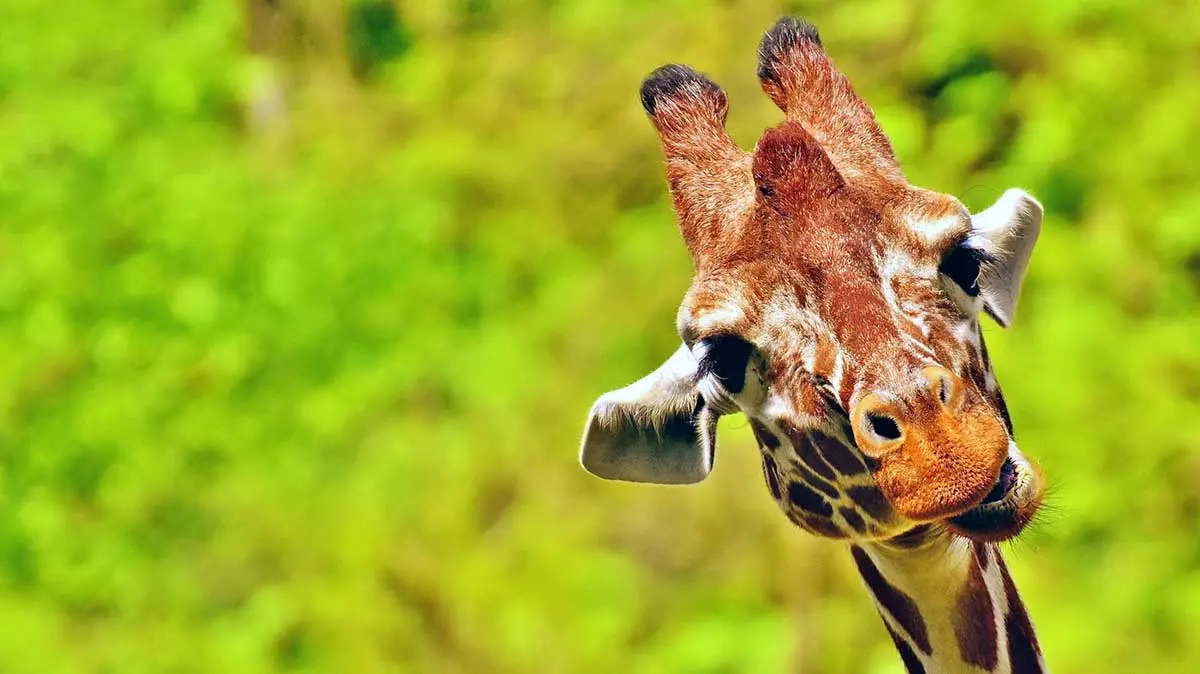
<box><xmin>3</xmin><ymin>0</ymin><xmax>1199</xmax><ymax>672</ymax></box>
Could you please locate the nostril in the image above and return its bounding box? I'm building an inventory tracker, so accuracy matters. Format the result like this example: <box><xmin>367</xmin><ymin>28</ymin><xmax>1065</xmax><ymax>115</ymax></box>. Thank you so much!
<box><xmin>922</xmin><ymin>366</ymin><xmax>961</xmax><ymax>410</ymax></box>
<box><xmin>851</xmin><ymin>393</ymin><xmax>905</xmax><ymax>453</ymax></box>
<box><xmin>865</xmin><ymin>412</ymin><xmax>902</xmax><ymax>441</ymax></box>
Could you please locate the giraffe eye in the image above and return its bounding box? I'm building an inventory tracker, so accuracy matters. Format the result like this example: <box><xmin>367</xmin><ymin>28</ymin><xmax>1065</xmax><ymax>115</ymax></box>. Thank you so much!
<box><xmin>696</xmin><ymin>334</ymin><xmax>754</xmax><ymax>394</ymax></box>
<box><xmin>939</xmin><ymin>243</ymin><xmax>989</xmax><ymax>297</ymax></box>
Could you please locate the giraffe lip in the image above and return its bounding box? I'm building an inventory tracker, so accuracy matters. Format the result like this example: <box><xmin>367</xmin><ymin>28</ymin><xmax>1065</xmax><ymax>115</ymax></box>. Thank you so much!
<box><xmin>945</xmin><ymin>444</ymin><xmax>1042</xmax><ymax>542</ymax></box>
<box><xmin>980</xmin><ymin>457</ymin><xmax>1018</xmax><ymax>505</ymax></box>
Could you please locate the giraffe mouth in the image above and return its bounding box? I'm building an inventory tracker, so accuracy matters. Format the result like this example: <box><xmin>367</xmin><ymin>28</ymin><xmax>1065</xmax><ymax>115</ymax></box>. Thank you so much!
<box><xmin>980</xmin><ymin>457</ymin><xmax>1019</xmax><ymax>505</ymax></box>
<box><xmin>945</xmin><ymin>442</ymin><xmax>1043</xmax><ymax>542</ymax></box>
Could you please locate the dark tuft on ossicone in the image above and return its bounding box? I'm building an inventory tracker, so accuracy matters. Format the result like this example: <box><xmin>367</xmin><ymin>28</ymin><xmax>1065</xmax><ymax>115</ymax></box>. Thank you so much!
<box><xmin>757</xmin><ymin>17</ymin><xmax>822</xmax><ymax>85</ymax></box>
<box><xmin>639</xmin><ymin>64</ymin><xmax>724</xmax><ymax>117</ymax></box>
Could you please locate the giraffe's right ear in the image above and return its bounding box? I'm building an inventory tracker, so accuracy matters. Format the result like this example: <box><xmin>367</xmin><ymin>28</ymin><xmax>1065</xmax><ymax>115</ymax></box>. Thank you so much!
<box><xmin>970</xmin><ymin>189</ymin><xmax>1044</xmax><ymax>327</ymax></box>
<box><xmin>580</xmin><ymin>344</ymin><xmax>717</xmax><ymax>485</ymax></box>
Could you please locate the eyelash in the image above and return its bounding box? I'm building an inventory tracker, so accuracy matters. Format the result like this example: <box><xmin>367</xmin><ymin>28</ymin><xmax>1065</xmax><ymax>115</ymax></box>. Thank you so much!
<box><xmin>697</xmin><ymin>334</ymin><xmax>754</xmax><ymax>394</ymax></box>
<box><xmin>938</xmin><ymin>242</ymin><xmax>992</xmax><ymax>297</ymax></box>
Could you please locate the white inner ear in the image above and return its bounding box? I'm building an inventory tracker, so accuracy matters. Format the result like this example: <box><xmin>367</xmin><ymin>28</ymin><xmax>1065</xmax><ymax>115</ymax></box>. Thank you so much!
<box><xmin>579</xmin><ymin>344</ymin><xmax>716</xmax><ymax>485</ymax></box>
<box><xmin>969</xmin><ymin>188</ymin><xmax>1043</xmax><ymax>327</ymax></box>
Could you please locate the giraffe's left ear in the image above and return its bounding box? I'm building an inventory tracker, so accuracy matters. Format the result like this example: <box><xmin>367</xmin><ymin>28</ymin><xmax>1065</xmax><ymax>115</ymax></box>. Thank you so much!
<box><xmin>970</xmin><ymin>189</ymin><xmax>1043</xmax><ymax>327</ymax></box>
<box><xmin>580</xmin><ymin>344</ymin><xmax>717</xmax><ymax>485</ymax></box>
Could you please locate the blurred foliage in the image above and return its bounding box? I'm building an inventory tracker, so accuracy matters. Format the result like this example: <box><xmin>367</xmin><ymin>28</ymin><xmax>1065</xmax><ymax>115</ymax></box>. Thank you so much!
<box><xmin>1</xmin><ymin>0</ymin><xmax>1199</xmax><ymax>672</ymax></box>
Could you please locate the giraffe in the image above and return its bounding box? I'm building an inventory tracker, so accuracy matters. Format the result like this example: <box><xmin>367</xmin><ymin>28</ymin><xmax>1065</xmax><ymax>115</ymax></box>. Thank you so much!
<box><xmin>579</xmin><ymin>17</ymin><xmax>1047</xmax><ymax>674</ymax></box>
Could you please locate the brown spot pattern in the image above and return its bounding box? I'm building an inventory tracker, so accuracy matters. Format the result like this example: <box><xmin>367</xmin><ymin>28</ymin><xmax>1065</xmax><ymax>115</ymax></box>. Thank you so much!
<box><xmin>786</xmin><ymin>428</ymin><xmax>838</xmax><ymax>481</ymax></box>
<box><xmin>846</xmin><ymin>486</ymin><xmax>892</xmax><ymax>523</ymax></box>
<box><xmin>886</xmin><ymin>525</ymin><xmax>934</xmax><ymax>550</ymax></box>
<box><xmin>794</xmin><ymin>462</ymin><xmax>840</xmax><ymax>499</ymax></box>
<box><xmin>784</xmin><ymin>509</ymin><xmax>844</xmax><ymax>538</ymax></box>
<box><xmin>795</xmin><ymin>512</ymin><xmax>846</xmax><ymax>538</ymax></box>
<box><xmin>811</xmin><ymin>431</ymin><xmax>867</xmax><ymax>475</ymax></box>
<box><xmin>999</xmin><ymin>555</ymin><xmax>1044</xmax><ymax>673</ymax></box>
<box><xmin>788</xmin><ymin>481</ymin><xmax>833</xmax><ymax>518</ymax></box>
<box><xmin>851</xmin><ymin>546</ymin><xmax>931</xmax><ymax>655</ymax></box>
<box><xmin>884</xmin><ymin>619</ymin><xmax>927</xmax><ymax>674</ymax></box>
<box><xmin>1006</xmin><ymin>612</ymin><xmax>1044</xmax><ymax>673</ymax></box>
<box><xmin>974</xmin><ymin>541</ymin><xmax>991</xmax><ymax>571</ymax></box>
<box><xmin>761</xmin><ymin>454</ymin><xmax>782</xmax><ymax>501</ymax></box>
<box><xmin>838</xmin><ymin>507</ymin><xmax>867</xmax><ymax>534</ymax></box>
<box><xmin>954</xmin><ymin>550</ymin><xmax>998</xmax><ymax>670</ymax></box>
<box><xmin>749</xmin><ymin>419</ymin><xmax>781</xmax><ymax>450</ymax></box>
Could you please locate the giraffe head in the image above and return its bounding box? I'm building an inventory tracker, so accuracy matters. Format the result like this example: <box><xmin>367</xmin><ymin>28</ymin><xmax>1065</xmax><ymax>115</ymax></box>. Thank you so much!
<box><xmin>581</xmin><ymin>18</ymin><xmax>1044</xmax><ymax>543</ymax></box>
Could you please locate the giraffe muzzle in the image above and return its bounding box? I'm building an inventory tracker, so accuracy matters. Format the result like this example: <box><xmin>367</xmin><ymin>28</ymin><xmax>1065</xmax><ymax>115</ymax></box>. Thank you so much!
<box><xmin>947</xmin><ymin>441</ymin><xmax>1045</xmax><ymax>541</ymax></box>
<box><xmin>851</xmin><ymin>367</ymin><xmax>1012</xmax><ymax>522</ymax></box>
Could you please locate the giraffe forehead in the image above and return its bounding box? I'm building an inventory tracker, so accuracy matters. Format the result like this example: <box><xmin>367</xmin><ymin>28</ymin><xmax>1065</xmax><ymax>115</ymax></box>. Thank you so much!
<box><xmin>679</xmin><ymin>193</ymin><xmax>984</xmax><ymax>384</ymax></box>
<box><xmin>688</xmin><ymin>249</ymin><xmax>958</xmax><ymax>357</ymax></box>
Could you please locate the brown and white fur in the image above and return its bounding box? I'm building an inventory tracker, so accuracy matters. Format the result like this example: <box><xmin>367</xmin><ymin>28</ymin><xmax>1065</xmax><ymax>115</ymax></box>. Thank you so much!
<box><xmin>579</xmin><ymin>17</ymin><xmax>1047</xmax><ymax>674</ymax></box>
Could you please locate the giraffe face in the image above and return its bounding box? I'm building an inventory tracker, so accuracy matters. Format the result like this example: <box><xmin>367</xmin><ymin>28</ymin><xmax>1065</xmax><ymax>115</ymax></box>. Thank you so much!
<box><xmin>674</xmin><ymin>184</ymin><xmax>1043</xmax><ymax>541</ymax></box>
<box><xmin>580</xmin><ymin>19</ymin><xmax>1045</xmax><ymax>544</ymax></box>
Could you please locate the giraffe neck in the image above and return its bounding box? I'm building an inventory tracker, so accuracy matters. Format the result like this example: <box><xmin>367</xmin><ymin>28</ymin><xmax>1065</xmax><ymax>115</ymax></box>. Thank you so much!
<box><xmin>850</xmin><ymin>532</ymin><xmax>1046</xmax><ymax>674</ymax></box>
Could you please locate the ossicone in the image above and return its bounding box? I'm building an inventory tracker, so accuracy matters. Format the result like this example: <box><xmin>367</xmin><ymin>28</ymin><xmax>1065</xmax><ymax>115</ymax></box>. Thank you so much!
<box><xmin>640</xmin><ymin>64</ymin><xmax>728</xmax><ymax>125</ymax></box>
<box><xmin>753</xmin><ymin>121</ymin><xmax>844</xmax><ymax>203</ymax></box>
<box><xmin>757</xmin><ymin>16</ymin><xmax>823</xmax><ymax>87</ymax></box>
